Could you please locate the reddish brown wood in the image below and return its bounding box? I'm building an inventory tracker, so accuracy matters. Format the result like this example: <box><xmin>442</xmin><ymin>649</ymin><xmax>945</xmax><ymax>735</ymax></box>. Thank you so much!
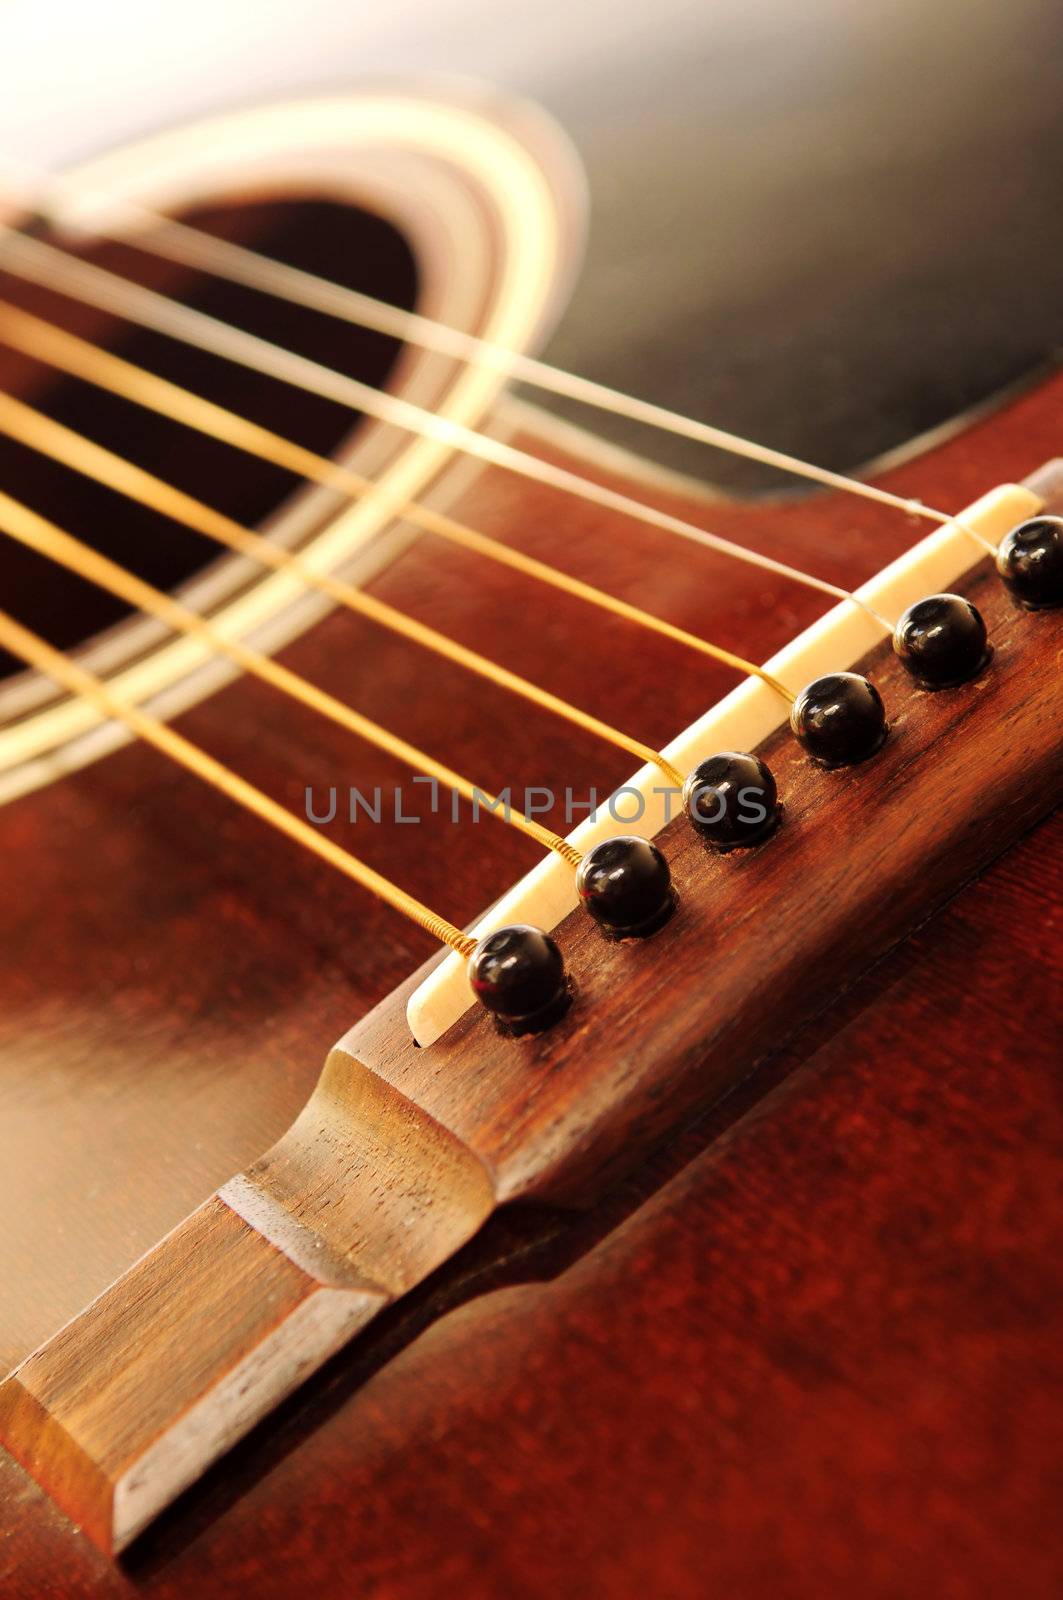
<box><xmin>0</xmin><ymin>1050</ymin><xmax>497</xmax><ymax>1551</ymax></box>
<box><xmin>1</xmin><ymin>820</ymin><xmax>1059</xmax><ymax>1598</ymax></box>
<box><xmin>1</xmin><ymin>365</ymin><xmax>1062</xmax><ymax>1588</ymax></box>
<box><xmin>7</xmin><ymin>539</ymin><xmax>1059</xmax><ymax>1553</ymax></box>
<box><xmin>355</xmin><ymin>560</ymin><xmax>1062</xmax><ymax>1203</ymax></box>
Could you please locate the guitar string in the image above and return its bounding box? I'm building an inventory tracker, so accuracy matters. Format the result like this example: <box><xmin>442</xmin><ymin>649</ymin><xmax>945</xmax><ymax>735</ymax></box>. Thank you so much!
<box><xmin>0</xmin><ymin>218</ymin><xmax>943</xmax><ymax>965</ymax></box>
<box><xmin>0</xmin><ymin>481</ymin><xmax>585</xmax><ymax>869</ymax></box>
<box><xmin>0</xmin><ymin>225</ymin><xmax>895</xmax><ymax>627</ymax></box>
<box><xmin>0</xmin><ymin>191</ymin><xmax>999</xmax><ymax>976</ymax></box>
<box><xmin>4</xmin><ymin>176</ymin><xmax>996</xmax><ymax>555</ymax></box>
<box><xmin>0</xmin><ymin>330</ymin><xmax>683</xmax><ymax>789</ymax></box>
<box><xmin>94</xmin><ymin>202</ymin><xmax>997</xmax><ymax>555</ymax></box>
<box><xmin>0</xmin><ymin>299</ymin><xmax>794</xmax><ymax>706</ymax></box>
<box><xmin>0</xmin><ymin>604</ymin><xmax>479</xmax><ymax>957</ymax></box>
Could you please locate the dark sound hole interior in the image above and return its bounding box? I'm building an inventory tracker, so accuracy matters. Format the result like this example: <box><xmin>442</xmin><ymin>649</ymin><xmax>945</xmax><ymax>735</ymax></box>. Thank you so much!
<box><xmin>0</xmin><ymin>197</ymin><xmax>419</xmax><ymax>678</ymax></box>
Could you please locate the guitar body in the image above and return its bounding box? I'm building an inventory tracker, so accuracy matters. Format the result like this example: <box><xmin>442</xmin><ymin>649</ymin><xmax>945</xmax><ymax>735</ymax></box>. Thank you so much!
<box><xmin>0</xmin><ymin>5</ymin><xmax>1061</xmax><ymax>1595</ymax></box>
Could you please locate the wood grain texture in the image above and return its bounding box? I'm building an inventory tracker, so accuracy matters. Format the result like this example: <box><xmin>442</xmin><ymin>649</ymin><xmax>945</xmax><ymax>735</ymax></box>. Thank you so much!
<box><xmin>0</xmin><ymin>1199</ymin><xmax>378</xmax><ymax>1552</ymax></box>
<box><xmin>1</xmin><ymin>364</ymin><xmax>1062</xmax><ymax>1585</ymax></box>
<box><xmin>347</xmin><ymin>559</ymin><xmax>1062</xmax><ymax>1208</ymax></box>
<box><xmin>1</xmin><ymin>813</ymin><xmax>1059</xmax><ymax>1598</ymax></box>
<box><xmin>0</xmin><ymin>1055</ymin><xmax>493</xmax><ymax>1550</ymax></box>
<box><xmin>3</xmin><ymin>536</ymin><xmax>1060</xmax><ymax>1550</ymax></box>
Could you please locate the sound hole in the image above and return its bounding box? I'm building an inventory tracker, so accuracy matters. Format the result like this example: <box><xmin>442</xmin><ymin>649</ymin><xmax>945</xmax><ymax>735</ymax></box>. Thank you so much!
<box><xmin>0</xmin><ymin>198</ymin><xmax>419</xmax><ymax>678</ymax></box>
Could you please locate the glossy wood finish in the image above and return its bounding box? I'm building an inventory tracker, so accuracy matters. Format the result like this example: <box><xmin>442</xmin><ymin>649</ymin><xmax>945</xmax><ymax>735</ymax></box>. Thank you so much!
<box><xmin>1</xmin><ymin>364</ymin><xmax>1062</xmax><ymax>1586</ymax></box>
<box><xmin>2</xmin><ymin>810</ymin><xmax>1060</xmax><ymax>1599</ymax></box>
<box><xmin>7</xmin><ymin>529</ymin><xmax>1060</xmax><ymax>1551</ymax></box>
<box><xmin>0</xmin><ymin>1049</ymin><xmax>495</xmax><ymax>1551</ymax></box>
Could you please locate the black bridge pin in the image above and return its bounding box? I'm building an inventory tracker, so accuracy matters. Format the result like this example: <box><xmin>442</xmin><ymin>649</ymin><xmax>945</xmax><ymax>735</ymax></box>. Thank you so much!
<box><xmin>892</xmin><ymin>593</ymin><xmax>991</xmax><ymax>689</ymax></box>
<box><xmin>468</xmin><ymin>924</ymin><xmax>572</xmax><ymax>1036</ymax></box>
<box><xmin>576</xmin><ymin>836</ymin><xmax>676</xmax><ymax>939</ymax></box>
<box><xmin>996</xmin><ymin>517</ymin><xmax>1063</xmax><ymax>610</ymax></box>
<box><xmin>683</xmin><ymin>752</ymin><xmax>780</xmax><ymax>850</ymax></box>
<box><xmin>790</xmin><ymin>672</ymin><xmax>888</xmax><ymax>767</ymax></box>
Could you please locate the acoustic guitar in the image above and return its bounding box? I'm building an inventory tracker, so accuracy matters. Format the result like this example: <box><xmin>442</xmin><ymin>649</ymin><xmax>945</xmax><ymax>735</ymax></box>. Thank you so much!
<box><xmin>0</xmin><ymin>4</ymin><xmax>1060</xmax><ymax>1596</ymax></box>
